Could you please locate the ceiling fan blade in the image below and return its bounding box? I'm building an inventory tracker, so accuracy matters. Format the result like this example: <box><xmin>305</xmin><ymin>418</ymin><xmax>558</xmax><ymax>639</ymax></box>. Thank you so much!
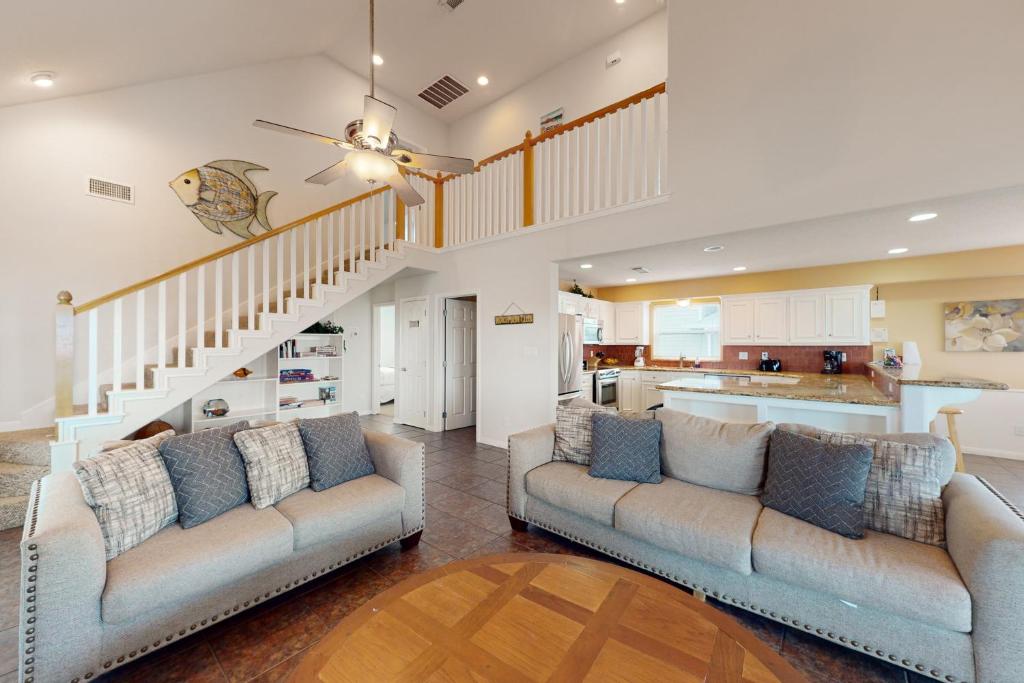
<box><xmin>253</xmin><ymin>119</ymin><xmax>352</xmax><ymax>148</ymax></box>
<box><xmin>362</xmin><ymin>95</ymin><xmax>397</xmax><ymax>148</ymax></box>
<box><xmin>392</xmin><ymin>150</ymin><xmax>475</xmax><ymax>174</ymax></box>
<box><xmin>305</xmin><ymin>159</ymin><xmax>349</xmax><ymax>185</ymax></box>
<box><xmin>387</xmin><ymin>169</ymin><xmax>425</xmax><ymax>206</ymax></box>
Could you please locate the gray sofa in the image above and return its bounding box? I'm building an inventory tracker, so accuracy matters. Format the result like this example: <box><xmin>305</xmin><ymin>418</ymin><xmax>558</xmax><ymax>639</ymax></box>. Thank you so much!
<box><xmin>18</xmin><ymin>430</ymin><xmax>424</xmax><ymax>683</ymax></box>
<box><xmin>507</xmin><ymin>421</ymin><xmax>1024</xmax><ymax>683</ymax></box>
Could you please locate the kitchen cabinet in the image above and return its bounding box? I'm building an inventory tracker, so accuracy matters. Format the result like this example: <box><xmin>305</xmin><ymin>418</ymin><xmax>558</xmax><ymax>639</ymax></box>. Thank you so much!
<box><xmin>614</xmin><ymin>302</ymin><xmax>650</xmax><ymax>345</ymax></box>
<box><xmin>789</xmin><ymin>293</ymin><xmax>826</xmax><ymax>344</ymax></box>
<box><xmin>582</xmin><ymin>372</ymin><xmax>595</xmax><ymax>403</ymax></box>
<box><xmin>722</xmin><ymin>297</ymin><xmax>755</xmax><ymax>344</ymax></box>
<box><xmin>581</xmin><ymin>297</ymin><xmax>601</xmax><ymax>320</ymax></box>
<box><xmin>598</xmin><ymin>300</ymin><xmax>616</xmax><ymax>345</ymax></box>
<box><xmin>617</xmin><ymin>371</ymin><xmax>642</xmax><ymax>412</ymax></box>
<box><xmin>640</xmin><ymin>371</ymin><xmax>675</xmax><ymax>411</ymax></box>
<box><xmin>754</xmin><ymin>296</ymin><xmax>788</xmax><ymax>344</ymax></box>
<box><xmin>722</xmin><ymin>286</ymin><xmax>870</xmax><ymax>346</ymax></box>
<box><xmin>558</xmin><ymin>292</ymin><xmax>582</xmax><ymax>316</ymax></box>
<box><xmin>825</xmin><ymin>290</ymin><xmax>866</xmax><ymax>344</ymax></box>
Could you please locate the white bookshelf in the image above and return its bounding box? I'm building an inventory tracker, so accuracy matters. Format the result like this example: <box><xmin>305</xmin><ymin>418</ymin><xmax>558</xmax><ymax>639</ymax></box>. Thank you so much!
<box><xmin>186</xmin><ymin>332</ymin><xmax>345</xmax><ymax>432</ymax></box>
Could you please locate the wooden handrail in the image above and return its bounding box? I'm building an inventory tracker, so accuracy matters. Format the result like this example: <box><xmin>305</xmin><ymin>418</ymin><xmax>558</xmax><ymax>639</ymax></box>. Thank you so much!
<box><xmin>73</xmin><ymin>81</ymin><xmax>667</xmax><ymax>314</ymax></box>
<box><xmin>74</xmin><ymin>185</ymin><xmax>391</xmax><ymax>314</ymax></box>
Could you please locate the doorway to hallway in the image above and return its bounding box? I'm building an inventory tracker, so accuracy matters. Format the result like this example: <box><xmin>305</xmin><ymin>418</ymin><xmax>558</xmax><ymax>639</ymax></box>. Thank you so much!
<box><xmin>444</xmin><ymin>296</ymin><xmax>477</xmax><ymax>431</ymax></box>
<box><xmin>372</xmin><ymin>302</ymin><xmax>396</xmax><ymax>418</ymax></box>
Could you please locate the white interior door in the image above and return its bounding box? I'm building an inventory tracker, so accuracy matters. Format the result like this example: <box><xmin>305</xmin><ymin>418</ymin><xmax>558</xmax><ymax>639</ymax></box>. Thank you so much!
<box><xmin>444</xmin><ymin>299</ymin><xmax>477</xmax><ymax>430</ymax></box>
<box><xmin>398</xmin><ymin>298</ymin><xmax>428</xmax><ymax>428</ymax></box>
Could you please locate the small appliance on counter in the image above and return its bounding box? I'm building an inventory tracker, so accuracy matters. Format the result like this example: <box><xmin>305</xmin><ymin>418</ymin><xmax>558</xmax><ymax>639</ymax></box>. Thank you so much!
<box><xmin>822</xmin><ymin>349</ymin><xmax>843</xmax><ymax>374</ymax></box>
<box><xmin>758</xmin><ymin>358</ymin><xmax>782</xmax><ymax>372</ymax></box>
<box><xmin>633</xmin><ymin>346</ymin><xmax>646</xmax><ymax>367</ymax></box>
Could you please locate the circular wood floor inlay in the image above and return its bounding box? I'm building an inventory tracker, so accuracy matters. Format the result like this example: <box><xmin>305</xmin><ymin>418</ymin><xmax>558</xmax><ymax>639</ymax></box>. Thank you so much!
<box><xmin>291</xmin><ymin>552</ymin><xmax>807</xmax><ymax>682</ymax></box>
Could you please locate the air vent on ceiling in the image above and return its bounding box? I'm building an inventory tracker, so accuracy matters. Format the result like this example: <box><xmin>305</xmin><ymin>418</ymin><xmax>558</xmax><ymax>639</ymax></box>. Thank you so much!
<box><xmin>438</xmin><ymin>0</ymin><xmax>466</xmax><ymax>11</ymax></box>
<box><xmin>86</xmin><ymin>177</ymin><xmax>134</xmax><ymax>204</ymax></box>
<box><xmin>418</xmin><ymin>75</ymin><xmax>469</xmax><ymax>109</ymax></box>
<box><xmin>631</xmin><ymin>266</ymin><xmax>650</xmax><ymax>274</ymax></box>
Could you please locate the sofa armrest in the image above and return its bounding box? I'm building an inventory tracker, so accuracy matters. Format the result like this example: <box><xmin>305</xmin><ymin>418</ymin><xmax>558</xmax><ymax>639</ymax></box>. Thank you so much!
<box><xmin>21</xmin><ymin>471</ymin><xmax>107</xmax><ymax>681</ymax></box>
<box><xmin>364</xmin><ymin>430</ymin><xmax>425</xmax><ymax>534</ymax></box>
<box><xmin>943</xmin><ymin>473</ymin><xmax>1024</xmax><ymax>683</ymax></box>
<box><xmin>507</xmin><ymin>424</ymin><xmax>555</xmax><ymax>518</ymax></box>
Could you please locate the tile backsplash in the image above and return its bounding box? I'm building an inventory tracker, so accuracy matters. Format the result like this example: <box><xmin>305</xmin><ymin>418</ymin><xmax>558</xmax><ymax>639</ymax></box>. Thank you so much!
<box><xmin>585</xmin><ymin>344</ymin><xmax>873</xmax><ymax>374</ymax></box>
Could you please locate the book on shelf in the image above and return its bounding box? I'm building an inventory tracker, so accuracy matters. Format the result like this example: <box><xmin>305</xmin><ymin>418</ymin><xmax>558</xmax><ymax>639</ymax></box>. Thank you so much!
<box><xmin>278</xmin><ymin>339</ymin><xmax>299</xmax><ymax>359</ymax></box>
<box><xmin>280</xmin><ymin>369</ymin><xmax>315</xmax><ymax>383</ymax></box>
<box><xmin>318</xmin><ymin>386</ymin><xmax>337</xmax><ymax>403</ymax></box>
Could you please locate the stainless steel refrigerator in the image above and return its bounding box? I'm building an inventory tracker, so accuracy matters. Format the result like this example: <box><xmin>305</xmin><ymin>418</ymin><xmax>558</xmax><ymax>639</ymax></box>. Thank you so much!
<box><xmin>558</xmin><ymin>313</ymin><xmax>583</xmax><ymax>400</ymax></box>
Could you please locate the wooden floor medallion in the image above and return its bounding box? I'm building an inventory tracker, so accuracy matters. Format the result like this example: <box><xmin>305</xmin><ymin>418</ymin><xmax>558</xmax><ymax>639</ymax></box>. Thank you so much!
<box><xmin>293</xmin><ymin>553</ymin><xmax>805</xmax><ymax>682</ymax></box>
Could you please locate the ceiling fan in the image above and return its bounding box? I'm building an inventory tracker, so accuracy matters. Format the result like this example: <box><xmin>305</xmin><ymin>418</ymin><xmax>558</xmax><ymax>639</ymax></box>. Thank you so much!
<box><xmin>253</xmin><ymin>0</ymin><xmax>474</xmax><ymax>206</ymax></box>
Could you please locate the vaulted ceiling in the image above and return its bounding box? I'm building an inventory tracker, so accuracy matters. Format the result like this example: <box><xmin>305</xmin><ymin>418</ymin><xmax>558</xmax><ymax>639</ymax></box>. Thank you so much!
<box><xmin>0</xmin><ymin>0</ymin><xmax>664</xmax><ymax>119</ymax></box>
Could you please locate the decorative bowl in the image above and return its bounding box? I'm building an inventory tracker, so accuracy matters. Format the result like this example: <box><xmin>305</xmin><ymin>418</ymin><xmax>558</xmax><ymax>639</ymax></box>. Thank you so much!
<box><xmin>202</xmin><ymin>398</ymin><xmax>230</xmax><ymax>418</ymax></box>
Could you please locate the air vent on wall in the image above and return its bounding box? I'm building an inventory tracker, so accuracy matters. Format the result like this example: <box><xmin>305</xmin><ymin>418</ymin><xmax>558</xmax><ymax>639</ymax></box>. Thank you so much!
<box><xmin>417</xmin><ymin>75</ymin><xmax>469</xmax><ymax>109</ymax></box>
<box><xmin>86</xmin><ymin>177</ymin><xmax>134</xmax><ymax>204</ymax></box>
<box><xmin>438</xmin><ymin>0</ymin><xmax>466</xmax><ymax>11</ymax></box>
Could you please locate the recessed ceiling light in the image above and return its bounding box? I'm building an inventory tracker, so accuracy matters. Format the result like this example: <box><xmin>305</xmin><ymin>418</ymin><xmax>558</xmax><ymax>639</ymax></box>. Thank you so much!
<box><xmin>732</xmin><ymin>266</ymin><xmax>747</xmax><ymax>272</ymax></box>
<box><xmin>625</xmin><ymin>277</ymin><xmax>637</xmax><ymax>283</ymax></box>
<box><xmin>477</xmin><ymin>75</ymin><xmax>489</xmax><ymax>86</ymax></box>
<box><xmin>908</xmin><ymin>212</ymin><xmax>937</xmax><ymax>222</ymax></box>
<box><xmin>580</xmin><ymin>263</ymin><xmax>593</xmax><ymax>269</ymax></box>
<box><xmin>888</xmin><ymin>247</ymin><xmax>909</xmax><ymax>255</ymax></box>
<box><xmin>615</xmin><ymin>0</ymin><xmax>626</xmax><ymax>4</ymax></box>
<box><xmin>372</xmin><ymin>54</ymin><xmax>384</xmax><ymax>66</ymax></box>
<box><xmin>677</xmin><ymin>299</ymin><xmax>691</xmax><ymax>307</ymax></box>
<box><xmin>31</xmin><ymin>71</ymin><xmax>55</xmax><ymax>88</ymax></box>
<box><xmin>703</xmin><ymin>245</ymin><xmax>724</xmax><ymax>253</ymax></box>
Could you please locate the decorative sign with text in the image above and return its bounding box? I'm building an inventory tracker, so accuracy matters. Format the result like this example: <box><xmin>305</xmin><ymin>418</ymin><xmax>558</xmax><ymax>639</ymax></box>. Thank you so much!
<box><xmin>495</xmin><ymin>303</ymin><xmax>533</xmax><ymax>325</ymax></box>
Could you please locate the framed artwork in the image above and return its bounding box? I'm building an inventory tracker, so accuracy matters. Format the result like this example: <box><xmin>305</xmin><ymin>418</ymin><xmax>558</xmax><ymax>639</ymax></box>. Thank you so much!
<box><xmin>944</xmin><ymin>299</ymin><xmax>1024</xmax><ymax>352</ymax></box>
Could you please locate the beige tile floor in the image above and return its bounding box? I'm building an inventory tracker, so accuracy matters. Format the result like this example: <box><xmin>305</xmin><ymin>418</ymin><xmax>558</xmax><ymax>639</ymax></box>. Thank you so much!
<box><xmin>0</xmin><ymin>416</ymin><xmax>1018</xmax><ymax>682</ymax></box>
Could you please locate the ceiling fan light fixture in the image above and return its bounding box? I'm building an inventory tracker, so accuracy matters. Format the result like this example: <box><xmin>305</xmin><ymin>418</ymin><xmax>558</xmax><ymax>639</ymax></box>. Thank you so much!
<box><xmin>347</xmin><ymin>149</ymin><xmax>395</xmax><ymax>182</ymax></box>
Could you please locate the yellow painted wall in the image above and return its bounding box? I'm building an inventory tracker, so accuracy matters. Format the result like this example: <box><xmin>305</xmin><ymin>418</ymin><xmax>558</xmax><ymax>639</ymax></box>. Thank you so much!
<box><xmin>595</xmin><ymin>246</ymin><xmax>1024</xmax><ymax>388</ymax></box>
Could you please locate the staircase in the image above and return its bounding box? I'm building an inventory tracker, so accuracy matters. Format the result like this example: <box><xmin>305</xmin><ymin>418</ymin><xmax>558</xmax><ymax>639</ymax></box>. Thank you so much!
<box><xmin>0</xmin><ymin>428</ymin><xmax>52</xmax><ymax>530</ymax></box>
<box><xmin>52</xmin><ymin>186</ymin><xmax>438</xmax><ymax>468</ymax></box>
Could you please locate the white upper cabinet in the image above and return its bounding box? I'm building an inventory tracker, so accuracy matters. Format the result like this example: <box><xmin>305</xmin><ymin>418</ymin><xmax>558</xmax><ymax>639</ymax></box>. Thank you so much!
<box><xmin>598</xmin><ymin>300</ymin><xmax>616</xmax><ymax>346</ymax></box>
<box><xmin>558</xmin><ymin>292</ymin><xmax>582</xmax><ymax>316</ymax></box>
<box><xmin>581</xmin><ymin>297</ymin><xmax>601</xmax><ymax>320</ymax></box>
<box><xmin>723</xmin><ymin>286</ymin><xmax>870</xmax><ymax>346</ymax></box>
<box><xmin>754</xmin><ymin>295</ymin><xmax>788</xmax><ymax>344</ymax></box>
<box><xmin>614</xmin><ymin>302</ymin><xmax>650</xmax><ymax>345</ymax></box>
<box><xmin>825</xmin><ymin>290</ymin><xmax>867</xmax><ymax>344</ymax></box>
<box><xmin>789</xmin><ymin>293</ymin><xmax>826</xmax><ymax>344</ymax></box>
<box><xmin>722</xmin><ymin>297</ymin><xmax>755</xmax><ymax>344</ymax></box>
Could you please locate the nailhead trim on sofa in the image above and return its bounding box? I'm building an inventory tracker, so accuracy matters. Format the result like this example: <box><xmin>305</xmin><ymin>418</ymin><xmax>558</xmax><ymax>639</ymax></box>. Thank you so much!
<box><xmin>504</xmin><ymin>503</ymin><xmax>967</xmax><ymax>683</ymax></box>
<box><xmin>27</xmin><ymin>441</ymin><xmax>428</xmax><ymax>683</ymax></box>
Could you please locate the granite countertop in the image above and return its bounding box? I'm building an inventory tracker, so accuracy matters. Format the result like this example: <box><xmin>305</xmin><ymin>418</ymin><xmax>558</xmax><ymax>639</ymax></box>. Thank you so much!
<box><xmin>866</xmin><ymin>362</ymin><xmax>1009</xmax><ymax>390</ymax></box>
<box><xmin>656</xmin><ymin>370</ymin><xmax>898</xmax><ymax>407</ymax></box>
<box><xmin>623</xmin><ymin>365</ymin><xmax>805</xmax><ymax>378</ymax></box>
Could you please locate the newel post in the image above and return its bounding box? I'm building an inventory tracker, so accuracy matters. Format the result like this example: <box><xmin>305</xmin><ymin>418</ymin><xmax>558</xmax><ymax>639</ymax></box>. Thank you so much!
<box><xmin>522</xmin><ymin>130</ymin><xmax>535</xmax><ymax>227</ymax></box>
<box><xmin>434</xmin><ymin>172</ymin><xmax>445</xmax><ymax>248</ymax></box>
<box><xmin>55</xmin><ymin>291</ymin><xmax>74</xmax><ymax>418</ymax></box>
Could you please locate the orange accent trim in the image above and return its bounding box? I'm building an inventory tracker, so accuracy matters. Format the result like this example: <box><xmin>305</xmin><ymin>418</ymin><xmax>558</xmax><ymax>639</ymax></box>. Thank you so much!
<box><xmin>522</xmin><ymin>130</ymin><xmax>535</xmax><ymax>227</ymax></box>
<box><xmin>434</xmin><ymin>173</ymin><xmax>444</xmax><ymax>248</ymax></box>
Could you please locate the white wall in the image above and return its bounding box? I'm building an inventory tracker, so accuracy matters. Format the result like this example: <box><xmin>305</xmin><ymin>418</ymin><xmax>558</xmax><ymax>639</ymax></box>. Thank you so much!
<box><xmin>378</xmin><ymin>305</ymin><xmax>396</xmax><ymax>368</ymax></box>
<box><xmin>325</xmin><ymin>292</ymin><xmax>373</xmax><ymax>416</ymax></box>
<box><xmin>448</xmin><ymin>10</ymin><xmax>667</xmax><ymax>161</ymax></box>
<box><xmin>0</xmin><ymin>55</ymin><xmax>447</xmax><ymax>424</ymax></box>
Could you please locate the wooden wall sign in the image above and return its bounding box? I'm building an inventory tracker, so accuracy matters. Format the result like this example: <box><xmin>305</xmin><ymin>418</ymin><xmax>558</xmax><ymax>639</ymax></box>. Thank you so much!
<box><xmin>495</xmin><ymin>303</ymin><xmax>533</xmax><ymax>325</ymax></box>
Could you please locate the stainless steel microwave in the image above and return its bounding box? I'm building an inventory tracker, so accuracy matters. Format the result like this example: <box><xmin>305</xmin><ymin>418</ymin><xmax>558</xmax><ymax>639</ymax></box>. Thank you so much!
<box><xmin>582</xmin><ymin>318</ymin><xmax>603</xmax><ymax>344</ymax></box>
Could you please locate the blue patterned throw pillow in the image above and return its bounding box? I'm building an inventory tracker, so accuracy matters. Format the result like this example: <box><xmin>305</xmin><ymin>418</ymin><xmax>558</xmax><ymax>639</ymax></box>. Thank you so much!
<box><xmin>158</xmin><ymin>421</ymin><xmax>251</xmax><ymax>528</ymax></box>
<box><xmin>761</xmin><ymin>429</ymin><xmax>873</xmax><ymax>539</ymax></box>
<box><xmin>589</xmin><ymin>412</ymin><xmax>662</xmax><ymax>484</ymax></box>
<box><xmin>297</xmin><ymin>412</ymin><xmax>375</xmax><ymax>491</ymax></box>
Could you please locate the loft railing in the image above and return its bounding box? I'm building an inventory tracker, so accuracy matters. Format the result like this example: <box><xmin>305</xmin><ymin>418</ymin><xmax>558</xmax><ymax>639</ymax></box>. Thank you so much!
<box><xmin>53</xmin><ymin>82</ymin><xmax>668</xmax><ymax>419</ymax></box>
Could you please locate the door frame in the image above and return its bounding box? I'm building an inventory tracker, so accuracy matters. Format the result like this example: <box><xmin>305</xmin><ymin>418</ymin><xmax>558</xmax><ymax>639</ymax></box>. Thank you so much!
<box><xmin>371</xmin><ymin>301</ymin><xmax>396</xmax><ymax>416</ymax></box>
<box><xmin>431</xmin><ymin>290</ymin><xmax>481</xmax><ymax>433</ymax></box>
<box><xmin>396</xmin><ymin>296</ymin><xmax>429</xmax><ymax>428</ymax></box>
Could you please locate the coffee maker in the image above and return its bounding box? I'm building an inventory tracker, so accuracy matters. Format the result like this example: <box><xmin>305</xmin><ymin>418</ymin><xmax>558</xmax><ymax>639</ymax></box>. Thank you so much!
<box><xmin>822</xmin><ymin>350</ymin><xmax>843</xmax><ymax>374</ymax></box>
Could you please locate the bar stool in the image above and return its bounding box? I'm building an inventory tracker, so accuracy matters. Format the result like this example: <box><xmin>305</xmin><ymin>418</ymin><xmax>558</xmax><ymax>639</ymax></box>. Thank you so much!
<box><xmin>934</xmin><ymin>407</ymin><xmax>965</xmax><ymax>473</ymax></box>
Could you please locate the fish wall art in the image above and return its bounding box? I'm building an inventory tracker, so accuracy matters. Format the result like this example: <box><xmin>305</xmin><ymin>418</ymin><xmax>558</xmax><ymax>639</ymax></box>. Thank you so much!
<box><xmin>169</xmin><ymin>160</ymin><xmax>277</xmax><ymax>239</ymax></box>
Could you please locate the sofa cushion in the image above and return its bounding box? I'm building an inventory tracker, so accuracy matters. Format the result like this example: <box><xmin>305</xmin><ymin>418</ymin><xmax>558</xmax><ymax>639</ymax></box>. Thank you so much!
<box><xmin>589</xmin><ymin>412</ymin><xmax>662</xmax><ymax>484</ymax></box>
<box><xmin>614</xmin><ymin>477</ymin><xmax>763</xmax><ymax>575</ymax></box>
<box><xmin>234</xmin><ymin>421</ymin><xmax>310</xmax><ymax>508</ymax></box>
<box><xmin>298</xmin><ymin>412</ymin><xmax>375</xmax><ymax>491</ymax></box>
<box><xmin>657</xmin><ymin>409</ymin><xmax>773</xmax><ymax>495</ymax></box>
<box><xmin>553</xmin><ymin>403</ymin><xmax>615</xmax><ymax>465</ymax></box>
<box><xmin>752</xmin><ymin>508</ymin><xmax>971</xmax><ymax>632</ymax></box>
<box><xmin>158</xmin><ymin>421</ymin><xmax>251</xmax><ymax>528</ymax></box>
<box><xmin>274</xmin><ymin>474</ymin><xmax>405</xmax><ymax>551</ymax></box>
<box><xmin>102</xmin><ymin>503</ymin><xmax>293</xmax><ymax>624</ymax></box>
<box><xmin>526</xmin><ymin>462</ymin><xmax>637</xmax><ymax>526</ymax></box>
<box><xmin>761</xmin><ymin>430</ymin><xmax>874</xmax><ymax>539</ymax></box>
<box><xmin>74</xmin><ymin>433</ymin><xmax>178</xmax><ymax>560</ymax></box>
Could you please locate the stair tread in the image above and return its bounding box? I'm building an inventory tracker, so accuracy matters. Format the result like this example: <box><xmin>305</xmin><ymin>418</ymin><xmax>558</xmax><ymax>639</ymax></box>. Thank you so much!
<box><xmin>0</xmin><ymin>462</ymin><xmax>48</xmax><ymax>475</ymax></box>
<box><xmin>0</xmin><ymin>494</ymin><xmax>29</xmax><ymax>532</ymax></box>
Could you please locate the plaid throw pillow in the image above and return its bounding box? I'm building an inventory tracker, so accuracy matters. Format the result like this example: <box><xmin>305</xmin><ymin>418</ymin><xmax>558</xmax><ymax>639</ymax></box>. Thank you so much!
<box><xmin>553</xmin><ymin>404</ymin><xmax>615</xmax><ymax>465</ymax></box>
<box><xmin>74</xmin><ymin>430</ymin><xmax>178</xmax><ymax>560</ymax></box>
<box><xmin>234</xmin><ymin>421</ymin><xmax>310</xmax><ymax>508</ymax></box>
<box><xmin>817</xmin><ymin>431</ymin><xmax>947</xmax><ymax>546</ymax></box>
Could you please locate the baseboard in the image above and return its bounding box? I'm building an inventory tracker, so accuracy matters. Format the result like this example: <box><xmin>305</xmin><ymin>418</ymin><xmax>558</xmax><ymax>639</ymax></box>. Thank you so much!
<box><xmin>477</xmin><ymin>434</ymin><xmax>507</xmax><ymax>449</ymax></box>
<box><xmin>964</xmin><ymin>446</ymin><xmax>1024</xmax><ymax>461</ymax></box>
